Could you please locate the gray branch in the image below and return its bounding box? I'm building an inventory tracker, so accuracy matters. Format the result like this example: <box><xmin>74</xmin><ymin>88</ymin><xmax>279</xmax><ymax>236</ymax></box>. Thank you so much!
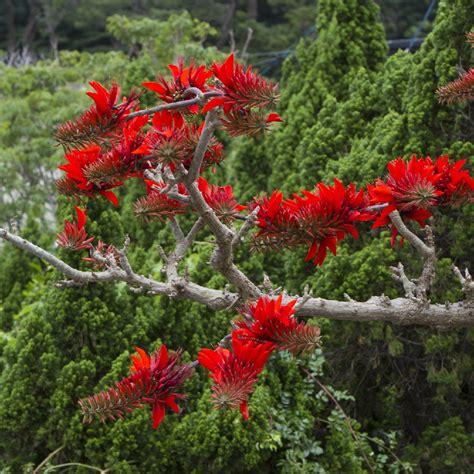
<box><xmin>126</xmin><ymin>89</ymin><xmax>222</xmax><ymax>120</ymax></box>
<box><xmin>187</xmin><ymin>108</ymin><xmax>220</xmax><ymax>182</ymax></box>
<box><xmin>389</xmin><ymin>211</ymin><xmax>437</xmax><ymax>302</ymax></box>
<box><xmin>1</xmin><ymin>225</ymin><xmax>472</xmax><ymax>328</ymax></box>
<box><xmin>389</xmin><ymin>210</ymin><xmax>434</xmax><ymax>258</ymax></box>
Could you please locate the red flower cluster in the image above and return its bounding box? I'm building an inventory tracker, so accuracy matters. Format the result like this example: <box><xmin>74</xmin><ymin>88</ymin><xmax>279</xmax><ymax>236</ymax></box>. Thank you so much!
<box><xmin>198</xmin><ymin>296</ymin><xmax>320</xmax><ymax>420</ymax></box>
<box><xmin>56</xmin><ymin>82</ymin><xmax>139</xmax><ymax>150</ymax></box>
<box><xmin>132</xmin><ymin>110</ymin><xmax>223</xmax><ymax>171</ymax></box>
<box><xmin>57</xmin><ymin>146</ymin><xmax>123</xmax><ymax>206</ymax></box>
<box><xmin>142</xmin><ymin>54</ymin><xmax>282</xmax><ymax>138</ymax></box>
<box><xmin>368</xmin><ymin>155</ymin><xmax>474</xmax><ymax>245</ymax></box>
<box><xmin>253</xmin><ymin>179</ymin><xmax>372</xmax><ymax>265</ymax></box>
<box><xmin>198</xmin><ymin>333</ymin><xmax>273</xmax><ymax>420</ymax></box>
<box><xmin>234</xmin><ymin>295</ymin><xmax>321</xmax><ymax>355</ymax></box>
<box><xmin>144</xmin><ymin>58</ymin><xmax>212</xmax><ymax>115</ymax></box>
<box><xmin>79</xmin><ymin>346</ymin><xmax>192</xmax><ymax>429</ymax></box>
<box><xmin>204</xmin><ymin>53</ymin><xmax>279</xmax><ymax>112</ymax></box>
<box><xmin>203</xmin><ymin>54</ymin><xmax>282</xmax><ymax>136</ymax></box>
<box><xmin>56</xmin><ymin>206</ymin><xmax>94</xmax><ymax>251</ymax></box>
<box><xmin>55</xmin><ymin>54</ymin><xmax>282</xmax><ymax>215</ymax></box>
<box><xmin>198</xmin><ymin>177</ymin><xmax>246</xmax><ymax>223</ymax></box>
<box><xmin>134</xmin><ymin>179</ymin><xmax>188</xmax><ymax>222</ymax></box>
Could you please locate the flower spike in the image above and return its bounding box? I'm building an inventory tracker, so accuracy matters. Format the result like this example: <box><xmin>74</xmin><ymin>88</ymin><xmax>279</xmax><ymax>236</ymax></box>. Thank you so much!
<box><xmin>198</xmin><ymin>334</ymin><xmax>273</xmax><ymax>420</ymax></box>
<box><xmin>234</xmin><ymin>296</ymin><xmax>321</xmax><ymax>356</ymax></box>
<box><xmin>56</xmin><ymin>206</ymin><xmax>94</xmax><ymax>251</ymax></box>
<box><xmin>79</xmin><ymin>346</ymin><xmax>192</xmax><ymax>429</ymax></box>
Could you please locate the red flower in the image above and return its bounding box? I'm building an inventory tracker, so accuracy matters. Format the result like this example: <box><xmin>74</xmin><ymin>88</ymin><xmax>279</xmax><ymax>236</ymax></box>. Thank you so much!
<box><xmin>436</xmin><ymin>68</ymin><xmax>474</xmax><ymax>105</ymax></box>
<box><xmin>368</xmin><ymin>156</ymin><xmax>443</xmax><ymax>212</ymax></box>
<box><xmin>132</xmin><ymin>110</ymin><xmax>188</xmax><ymax>165</ymax></box>
<box><xmin>234</xmin><ymin>296</ymin><xmax>321</xmax><ymax>356</ymax></box>
<box><xmin>197</xmin><ymin>177</ymin><xmax>246</xmax><ymax>222</ymax></box>
<box><xmin>56</xmin><ymin>206</ymin><xmax>94</xmax><ymax>251</ymax></box>
<box><xmin>198</xmin><ymin>333</ymin><xmax>273</xmax><ymax>420</ymax></box>
<box><xmin>133</xmin><ymin>179</ymin><xmax>188</xmax><ymax>222</ymax></box>
<box><xmin>133</xmin><ymin>110</ymin><xmax>223</xmax><ymax>171</ymax></box>
<box><xmin>55</xmin><ymin>82</ymin><xmax>139</xmax><ymax>151</ymax></box>
<box><xmin>143</xmin><ymin>58</ymin><xmax>212</xmax><ymax>114</ymax></box>
<box><xmin>219</xmin><ymin>109</ymin><xmax>283</xmax><ymax>137</ymax></box>
<box><xmin>203</xmin><ymin>53</ymin><xmax>279</xmax><ymax>114</ymax></box>
<box><xmin>434</xmin><ymin>155</ymin><xmax>474</xmax><ymax>205</ymax></box>
<box><xmin>57</xmin><ymin>145</ymin><xmax>122</xmax><ymax>206</ymax></box>
<box><xmin>79</xmin><ymin>346</ymin><xmax>192</xmax><ymax>429</ymax></box>
<box><xmin>113</xmin><ymin>115</ymin><xmax>149</xmax><ymax>170</ymax></box>
<box><xmin>253</xmin><ymin>180</ymin><xmax>371</xmax><ymax>265</ymax></box>
<box><xmin>366</xmin><ymin>155</ymin><xmax>473</xmax><ymax>245</ymax></box>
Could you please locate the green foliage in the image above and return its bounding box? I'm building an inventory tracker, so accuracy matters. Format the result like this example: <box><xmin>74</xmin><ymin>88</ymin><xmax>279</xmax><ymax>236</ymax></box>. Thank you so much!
<box><xmin>107</xmin><ymin>11</ymin><xmax>223</xmax><ymax>66</ymax></box>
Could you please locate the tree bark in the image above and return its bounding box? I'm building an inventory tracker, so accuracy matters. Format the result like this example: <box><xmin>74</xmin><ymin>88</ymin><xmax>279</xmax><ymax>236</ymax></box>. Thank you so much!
<box><xmin>5</xmin><ymin>0</ymin><xmax>17</xmax><ymax>54</ymax></box>
<box><xmin>22</xmin><ymin>0</ymin><xmax>40</xmax><ymax>55</ymax></box>
<box><xmin>217</xmin><ymin>0</ymin><xmax>237</xmax><ymax>48</ymax></box>
<box><xmin>247</xmin><ymin>0</ymin><xmax>258</xmax><ymax>20</ymax></box>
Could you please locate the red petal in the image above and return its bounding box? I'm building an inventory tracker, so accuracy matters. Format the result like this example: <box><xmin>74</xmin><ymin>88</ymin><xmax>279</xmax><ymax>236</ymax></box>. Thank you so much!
<box><xmin>202</xmin><ymin>97</ymin><xmax>226</xmax><ymax>113</ymax></box>
<box><xmin>100</xmin><ymin>190</ymin><xmax>119</xmax><ymax>207</ymax></box>
<box><xmin>305</xmin><ymin>240</ymin><xmax>318</xmax><ymax>262</ymax></box>
<box><xmin>266</xmin><ymin>113</ymin><xmax>283</xmax><ymax>123</ymax></box>
<box><xmin>239</xmin><ymin>401</ymin><xmax>249</xmax><ymax>421</ymax></box>
<box><xmin>75</xmin><ymin>207</ymin><xmax>87</xmax><ymax>229</ymax></box>
<box><xmin>152</xmin><ymin>402</ymin><xmax>166</xmax><ymax>429</ymax></box>
<box><xmin>165</xmin><ymin>396</ymin><xmax>180</xmax><ymax>413</ymax></box>
<box><xmin>143</xmin><ymin>82</ymin><xmax>166</xmax><ymax>95</ymax></box>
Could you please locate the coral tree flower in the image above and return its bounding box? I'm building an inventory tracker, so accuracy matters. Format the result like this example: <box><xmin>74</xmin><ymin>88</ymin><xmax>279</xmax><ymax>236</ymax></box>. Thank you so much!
<box><xmin>368</xmin><ymin>155</ymin><xmax>473</xmax><ymax>245</ymax></box>
<box><xmin>197</xmin><ymin>177</ymin><xmax>246</xmax><ymax>222</ymax></box>
<box><xmin>132</xmin><ymin>110</ymin><xmax>223</xmax><ymax>170</ymax></box>
<box><xmin>234</xmin><ymin>296</ymin><xmax>321</xmax><ymax>356</ymax></box>
<box><xmin>133</xmin><ymin>179</ymin><xmax>188</xmax><ymax>222</ymax></box>
<box><xmin>143</xmin><ymin>58</ymin><xmax>212</xmax><ymax>114</ymax></box>
<box><xmin>57</xmin><ymin>145</ymin><xmax>121</xmax><ymax>206</ymax></box>
<box><xmin>368</xmin><ymin>156</ymin><xmax>443</xmax><ymax>212</ymax></box>
<box><xmin>436</xmin><ymin>68</ymin><xmax>474</xmax><ymax>105</ymax></box>
<box><xmin>254</xmin><ymin>180</ymin><xmax>372</xmax><ymax>265</ymax></box>
<box><xmin>203</xmin><ymin>53</ymin><xmax>279</xmax><ymax>113</ymax></box>
<box><xmin>55</xmin><ymin>81</ymin><xmax>139</xmax><ymax>151</ymax></box>
<box><xmin>56</xmin><ymin>206</ymin><xmax>94</xmax><ymax>251</ymax></box>
<box><xmin>434</xmin><ymin>155</ymin><xmax>474</xmax><ymax>205</ymax></box>
<box><xmin>79</xmin><ymin>346</ymin><xmax>192</xmax><ymax>429</ymax></box>
<box><xmin>198</xmin><ymin>334</ymin><xmax>273</xmax><ymax>420</ymax></box>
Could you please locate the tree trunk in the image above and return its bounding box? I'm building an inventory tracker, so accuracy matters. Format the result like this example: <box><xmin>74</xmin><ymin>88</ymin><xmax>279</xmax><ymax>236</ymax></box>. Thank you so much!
<box><xmin>5</xmin><ymin>0</ymin><xmax>17</xmax><ymax>54</ymax></box>
<box><xmin>217</xmin><ymin>0</ymin><xmax>237</xmax><ymax>48</ymax></box>
<box><xmin>247</xmin><ymin>0</ymin><xmax>258</xmax><ymax>20</ymax></box>
<box><xmin>21</xmin><ymin>0</ymin><xmax>40</xmax><ymax>56</ymax></box>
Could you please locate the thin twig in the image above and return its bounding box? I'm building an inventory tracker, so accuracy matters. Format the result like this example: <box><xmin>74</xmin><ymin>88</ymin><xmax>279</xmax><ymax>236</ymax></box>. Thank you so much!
<box><xmin>126</xmin><ymin>90</ymin><xmax>222</xmax><ymax>119</ymax></box>
<box><xmin>304</xmin><ymin>371</ymin><xmax>375</xmax><ymax>474</ymax></box>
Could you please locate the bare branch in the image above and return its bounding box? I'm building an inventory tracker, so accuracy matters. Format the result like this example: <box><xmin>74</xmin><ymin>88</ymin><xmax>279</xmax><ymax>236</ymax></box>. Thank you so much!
<box><xmin>0</xmin><ymin>227</ymin><xmax>232</xmax><ymax>311</ymax></box>
<box><xmin>1</xmin><ymin>227</ymin><xmax>473</xmax><ymax>328</ymax></box>
<box><xmin>389</xmin><ymin>212</ymin><xmax>437</xmax><ymax>302</ymax></box>
<box><xmin>453</xmin><ymin>266</ymin><xmax>474</xmax><ymax>302</ymax></box>
<box><xmin>240</xmin><ymin>27</ymin><xmax>254</xmax><ymax>60</ymax></box>
<box><xmin>187</xmin><ymin>109</ymin><xmax>220</xmax><ymax>182</ymax></box>
<box><xmin>169</xmin><ymin>218</ymin><xmax>185</xmax><ymax>243</ymax></box>
<box><xmin>391</xmin><ymin>262</ymin><xmax>417</xmax><ymax>299</ymax></box>
<box><xmin>389</xmin><ymin>210</ymin><xmax>434</xmax><ymax>258</ymax></box>
<box><xmin>415</xmin><ymin>225</ymin><xmax>437</xmax><ymax>300</ymax></box>
<box><xmin>232</xmin><ymin>205</ymin><xmax>259</xmax><ymax>248</ymax></box>
<box><xmin>126</xmin><ymin>89</ymin><xmax>222</xmax><ymax>120</ymax></box>
<box><xmin>293</xmin><ymin>295</ymin><xmax>474</xmax><ymax>329</ymax></box>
